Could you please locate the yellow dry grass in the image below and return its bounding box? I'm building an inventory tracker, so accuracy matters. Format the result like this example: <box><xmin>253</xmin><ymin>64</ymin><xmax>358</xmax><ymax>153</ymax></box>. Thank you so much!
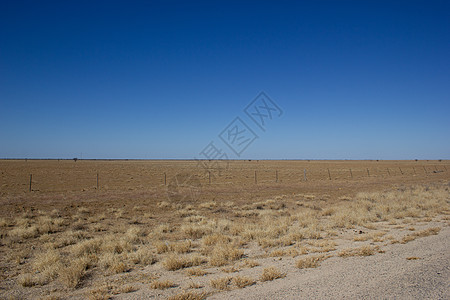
<box><xmin>260</xmin><ymin>267</ymin><xmax>286</xmax><ymax>282</ymax></box>
<box><xmin>0</xmin><ymin>159</ymin><xmax>448</xmax><ymax>299</ymax></box>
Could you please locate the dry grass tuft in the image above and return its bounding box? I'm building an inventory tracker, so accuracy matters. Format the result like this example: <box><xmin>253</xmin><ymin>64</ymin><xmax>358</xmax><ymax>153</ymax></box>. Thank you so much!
<box><xmin>232</xmin><ymin>275</ymin><xmax>255</xmax><ymax>288</ymax></box>
<box><xmin>406</xmin><ymin>256</ymin><xmax>421</xmax><ymax>260</ymax></box>
<box><xmin>240</xmin><ymin>259</ymin><xmax>260</xmax><ymax>268</ymax></box>
<box><xmin>296</xmin><ymin>255</ymin><xmax>326</xmax><ymax>269</ymax></box>
<box><xmin>338</xmin><ymin>245</ymin><xmax>377</xmax><ymax>257</ymax></box>
<box><xmin>17</xmin><ymin>273</ymin><xmax>35</xmax><ymax>287</ymax></box>
<box><xmin>59</xmin><ymin>257</ymin><xmax>90</xmax><ymax>288</ymax></box>
<box><xmin>413</xmin><ymin>227</ymin><xmax>441</xmax><ymax>237</ymax></box>
<box><xmin>209</xmin><ymin>243</ymin><xmax>244</xmax><ymax>267</ymax></box>
<box><xmin>168</xmin><ymin>291</ymin><xmax>207</xmax><ymax>300</ymax></box>
<box><xmin>188</xmin><ymin>281</ymin><xmax>203</xmax><ymax>289</ymax></box>
<box><xmin>151</xmin><ymin>279</ymin><xmax>176</xmax><ymax>289</ymax></box>
<box><xmin>129</xmin><ymin>247</ymin><xmax>157</xmax><ymax>265</ymax></box>
<box><xmin>260</xmin><ymin>266</ymin><xmax>286</xmax><ymax>282</ymax></box>
<box><xmin>163</xmin><ymin>255</ymin><xmax>205</xmax><ymax>271</ymax></box>
<box><xmin>170</xmin><ymin>240</ymin><xmax>193</xmax><ymax>253</ymax></box>
<box><xmin>186</xmin><ymin>267</ymin><xmax>208</xmax><ymax>276</ymax></box>
<box><xmin>210</xmin><ymin>276</ymin><xmax>232</xmax><ymax>290</ymax></box>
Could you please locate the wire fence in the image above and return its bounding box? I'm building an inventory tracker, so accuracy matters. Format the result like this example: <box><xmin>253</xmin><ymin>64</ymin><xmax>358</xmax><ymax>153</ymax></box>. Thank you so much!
<box><xmin>2</xmin><ymin>164</ymin><xmax>446</xmax><ymax>194</ymax></box>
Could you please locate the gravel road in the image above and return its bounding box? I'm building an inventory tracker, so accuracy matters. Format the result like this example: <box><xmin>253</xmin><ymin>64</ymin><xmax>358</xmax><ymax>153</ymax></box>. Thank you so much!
<box><xmin>211</xmin><ymin>225</ymin><xmax>450</xmax><ymax>300</ymax></box>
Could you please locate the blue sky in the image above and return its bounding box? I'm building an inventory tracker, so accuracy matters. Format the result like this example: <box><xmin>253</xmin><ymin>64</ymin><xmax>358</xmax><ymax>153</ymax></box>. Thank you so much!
<box><xmin>1</xmin><ymin>1</ymin><xmax>449</xmax><ymax>159</ymax></box>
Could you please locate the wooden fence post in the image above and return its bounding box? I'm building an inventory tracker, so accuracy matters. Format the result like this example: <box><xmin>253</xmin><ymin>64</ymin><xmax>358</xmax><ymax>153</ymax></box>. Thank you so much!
<box><xmin>367</xmin><ymin>168</ymin><xmax>370</xmax><ymax>177</ymax></box>
<box><xmin>387</xmin><ymin>168</ymin><xmax>390</xmax><ymax>176</ymax></box>
<box><xmin>349</xmin><ymin>168</ymin><xmax>353</xmax><ymax>179</ymax></box>
<box><xmin>209</xmin><ymin>171</ymin><xmax>211</xmax><ymax>184</ymax></box>
<box><xmin>304</xmin><ymin>169</ymin><xmax>307</xmax><ymax>181</ymax></box>
<box><xmin>96</xmin><ymin>172</ymin><xmax>99</xmax><ymax>190</ymax></box>
<box><xmin>399</xmin><ymin>167</ymin><xmax>403</xmax><ymax>175</ymax></box>
<box><xmin>327</xmin><ymin>168</ymin><xmax>331</xmax><ymax>180</ymax></box>
<box><xmin>276</xmin><ymin>170</ymin><xmax>278</xmax><ymax>183</ymax></box>
<box><xmin>254</xmin><ymin>171</ymin><xmax>257</xmax><ymax>184</ymax></box>
<box><xmin>29</xmin><ymin>174</ymin><xmax>32</xmax><ymax>192</ymax></box>
<box><xmin>164</xmin><ymin>173</ymin><xmax>167</xmax><ymax>185</ymax></box>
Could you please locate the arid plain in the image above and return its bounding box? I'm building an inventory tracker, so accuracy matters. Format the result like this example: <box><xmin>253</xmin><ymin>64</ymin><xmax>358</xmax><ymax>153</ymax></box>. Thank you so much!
<box><xmin>0</xmin><ymin>159</ymin><xmax>449</xmax><ymax>299</ymax></box>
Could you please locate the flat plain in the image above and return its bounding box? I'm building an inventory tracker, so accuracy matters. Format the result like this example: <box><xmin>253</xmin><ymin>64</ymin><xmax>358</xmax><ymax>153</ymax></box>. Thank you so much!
<box><xmin>0</xmin><ymin>159</ymin><xmax>449</xmax><ymax>299</ymax></box>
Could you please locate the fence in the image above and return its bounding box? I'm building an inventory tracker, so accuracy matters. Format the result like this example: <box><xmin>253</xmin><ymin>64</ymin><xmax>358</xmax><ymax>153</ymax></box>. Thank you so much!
<box><xmin>11</xmin><ymin>164</ymin><xmax>448</xmax><ymax>193</ymax></box>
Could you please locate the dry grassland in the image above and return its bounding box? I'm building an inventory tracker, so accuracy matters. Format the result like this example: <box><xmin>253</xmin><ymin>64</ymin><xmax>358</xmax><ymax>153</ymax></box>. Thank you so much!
<box><xmin>0</xmin><ymin>159</ymin><xmax>449</xmax><ymax>299</ymax></box>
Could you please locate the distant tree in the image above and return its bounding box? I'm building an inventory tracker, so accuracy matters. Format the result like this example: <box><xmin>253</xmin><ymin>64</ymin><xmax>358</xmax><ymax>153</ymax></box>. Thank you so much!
<box><xmin>415</xmin><ymin>159</ymin><xmax>418</xmax><ymax>162</ymax></box>
<box><xmin>73</xmin><ymin>158</ymin><xmax>78</xmax><ymax>162</ymax></box>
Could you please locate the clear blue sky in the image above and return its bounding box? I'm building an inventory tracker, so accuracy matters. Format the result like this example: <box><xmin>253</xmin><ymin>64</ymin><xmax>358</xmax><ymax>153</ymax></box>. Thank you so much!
<box><xmin>1</xmin><ymin>1</ymin><xmax>449</xmax><ymax>159</ymax></box>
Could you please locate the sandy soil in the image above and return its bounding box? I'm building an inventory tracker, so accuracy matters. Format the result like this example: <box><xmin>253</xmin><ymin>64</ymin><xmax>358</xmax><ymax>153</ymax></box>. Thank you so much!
<box><xmin>208</xmin><ymin>226</ymin><xmax>450</xmax><ymax>300</ymax></box>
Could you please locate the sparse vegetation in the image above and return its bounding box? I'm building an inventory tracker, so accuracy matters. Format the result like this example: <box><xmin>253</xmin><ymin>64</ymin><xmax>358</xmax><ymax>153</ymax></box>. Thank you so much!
<box><xmin>296</xmin><ymin>255</ymin><xmax>327</xmax><ymax>269</ymax></box>
<box><xmin>0</xmin><ymin>160</ymin><xmax>448</xmax><ymax>299</ymax></box>
<box><xmin>150</xmin><ymin>279</ymin><xmax>176</xmax><ymax>289</ymax></box>
<box><xmin>260</xmin><ymin>267</ymin><xmax>286</xmax><ymax>281</ymax></box>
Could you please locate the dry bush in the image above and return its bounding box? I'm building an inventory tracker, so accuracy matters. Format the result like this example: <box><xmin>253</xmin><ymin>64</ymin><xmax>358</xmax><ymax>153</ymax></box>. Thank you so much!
<box><xmin>202</xmin><ymin>233</ymin><xmax>231</xmax><ymax>246</ymax></box>
<box><xmin>208</xmin><ymin>243</ymin><xmax>244</xmax><ymax>267</ymax></box>
<box><xmin>400</xmin><ymin>235</ymin><xmax>416</xmax><ymax>244</ymax></box>
<box><xmin>269</xmin><ymin>248</ymin><xmax>299</xmax><ymax>257</ymax></box>
<box><xmin>406</xmin><ymin>256</ymin><xmax>421</xmax><ymax>260</ymax></box>
<box><xmin>210</xmin><ymin>276</ymin><xmax>232</xmax><ymax>290</ymax></box>
<box><xmin>17</xmin><ymin>273</ymin><xmax>35</xmax><ymax>287</ymax></box>
<box><xmin>260</xmin><ymin>267</ymin><xmax>286</xmax><ymax>282</ymax></box>
<box><xmin>221</xmin><ymin>266</ymin><xmax>239</xmax><ymax>273</ymax></box>
<box><xmin>240</xmin><ymin>259</ymin><xmax>260</xmax><ymax>268</ymax></box>
<box><xmin>186</xmin><ymin>267</ymin><xmax>208</xmax><ymax>276</ymax></box>
<box><xmin>59</xmin><ymin>257</ymin><xmax>90</xmax><ymax>288</ymax></box>
<box><xmin>232</xmin><ymin>276</ymin><xmax>256</xmax><ymax>288</ymax></box>
<box><xmin>9</xmin><ymin>226</ymin><xmax>39</xmax><ymax>240</ymax></box>
<box><xmin>168</xmin><ymin>291</ymin><xmax>207</xmax><ymax>300</ymax></box>
<box><xmin>188</xmin><ymin>282</ymin><xmax>203</xmax><ymax>289</ymax></box>
<box><xmin>32</xmin><ymin>249</ymin><xmax>62</xmax><ymax>283</ymax></box>
<box><xmin>155</xmin><ymin>241</ymin><xmax>169</xmax><ymax>253</ymax></box>
<box><xmin>306</xmin><ymin>240</ymin><xmax>337</xmax><ymax>253</ymax></box>
<box><xmin>170</xmin><ymin>240</ymin><xmax>192</xmax><ymax>253</ymax></box>
<box><xmin>51</xmin><ymin>230</ymin><xmax>87</xmax><ymax>248</ymax></box>
<box><xmin>163</xmin><ymin>255</ymin><xmax>205</xmax><ymax>271</ymax></box>
<box><xmin>89</xmin><ymin>286</ymin><xmax>110</xmax><ymax>300</ymax></box>
<box><xmin>150</xmin><ymin>279</ymin><xmax>176</xmax><ymax>289</ymax></box>
<box><xmin>296</xmin><ymin>255</ymin><xmax>326</xmax><ymax>269</ymax></box>
<box><xmin>338</xmin><ymin>245</ymin><xmax>377</xmax><ymax>257</ymax></box>
<box><xmin>124</xmin><ymin>226</ymin><xmax>146</xmax><ymax>244</ymax></box>
<box><xmin>72</xmin><ymin>238</ymin><xmax>102</xmax><ymax>257</ymax></box>
<box><xmin>129</xmin><ymin>247</ymin><xmax>156</xmax><ymax>265</ymax></box>
<box><xmin>99</xmin><ymin>253</ymin><xmax>129</xmax><ymax>274</ymax></box>
<box><xmin>413</xmin><ymin>227</ymin><xmax>440</xmax><ymax>237</ymax></box>
<box><xmin>181</xmin><ymin>224</ymin><xmax>212</xmax><ymax>239</ymax></box>
<box><xmin>353</xmin><ymin>234</ymin><xmax>370</xmax><ymax>242</ymax></box>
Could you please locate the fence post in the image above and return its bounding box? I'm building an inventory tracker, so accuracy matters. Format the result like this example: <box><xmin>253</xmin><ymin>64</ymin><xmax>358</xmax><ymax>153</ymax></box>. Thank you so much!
<box><xmin>387</xmin><ymin>168</ymin><xmax>390</xmax><ymax>176</ymax></box>
<box><xmin>367</xmin><ymin>168</ymin><xmax>370</xmax><ymax>177</ymax></box>
<box><xmin>254</xmin><ymin>171</ymin><xmax>257</xmax><ymax>184</ymax></box>
<box><xmin>304</xmin><ymin>169</ymin><xmax>307</xmax><ymax>181</ymax></box>
<box><xmin>209</xmin><ymin>171</ymin><xmax>211</xmax><ymax>184</ymax></box>
<box><xmin>327</xmin><ymin>168</ymin><xmax>331</xmax><ymax>180</ymax></box>
<box><xmin>164</xmin><ymin>172</ymin><xmax>167</xmax><ymax>185</ymax></box>
<box><xmin>276</xmin><ymin>170</ymin><xmax>278</xmax><ymax>183</ymax></box>
<box><xmin>29</xmin><ymin>174</ymin><xmax>32</xmax><ymax>192</ymax></box>
<box><xmin>96</xmin><ymin>172</ymin><xmax>99</xmax><ymax>190</ymax></box>
<box><xmin>349</xmin><ymin>168</ymin><xmax>353</xmax><ymax>179</ymax></box>
<box><xmin>445</xmin><ymin>166</ymin><xmax>447</xmax><ymax>171</ymax></box>
<box><xmin>399</xmin><ymin>167</ymin><xmax>403</xmax><ymax>175</ymax></box>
